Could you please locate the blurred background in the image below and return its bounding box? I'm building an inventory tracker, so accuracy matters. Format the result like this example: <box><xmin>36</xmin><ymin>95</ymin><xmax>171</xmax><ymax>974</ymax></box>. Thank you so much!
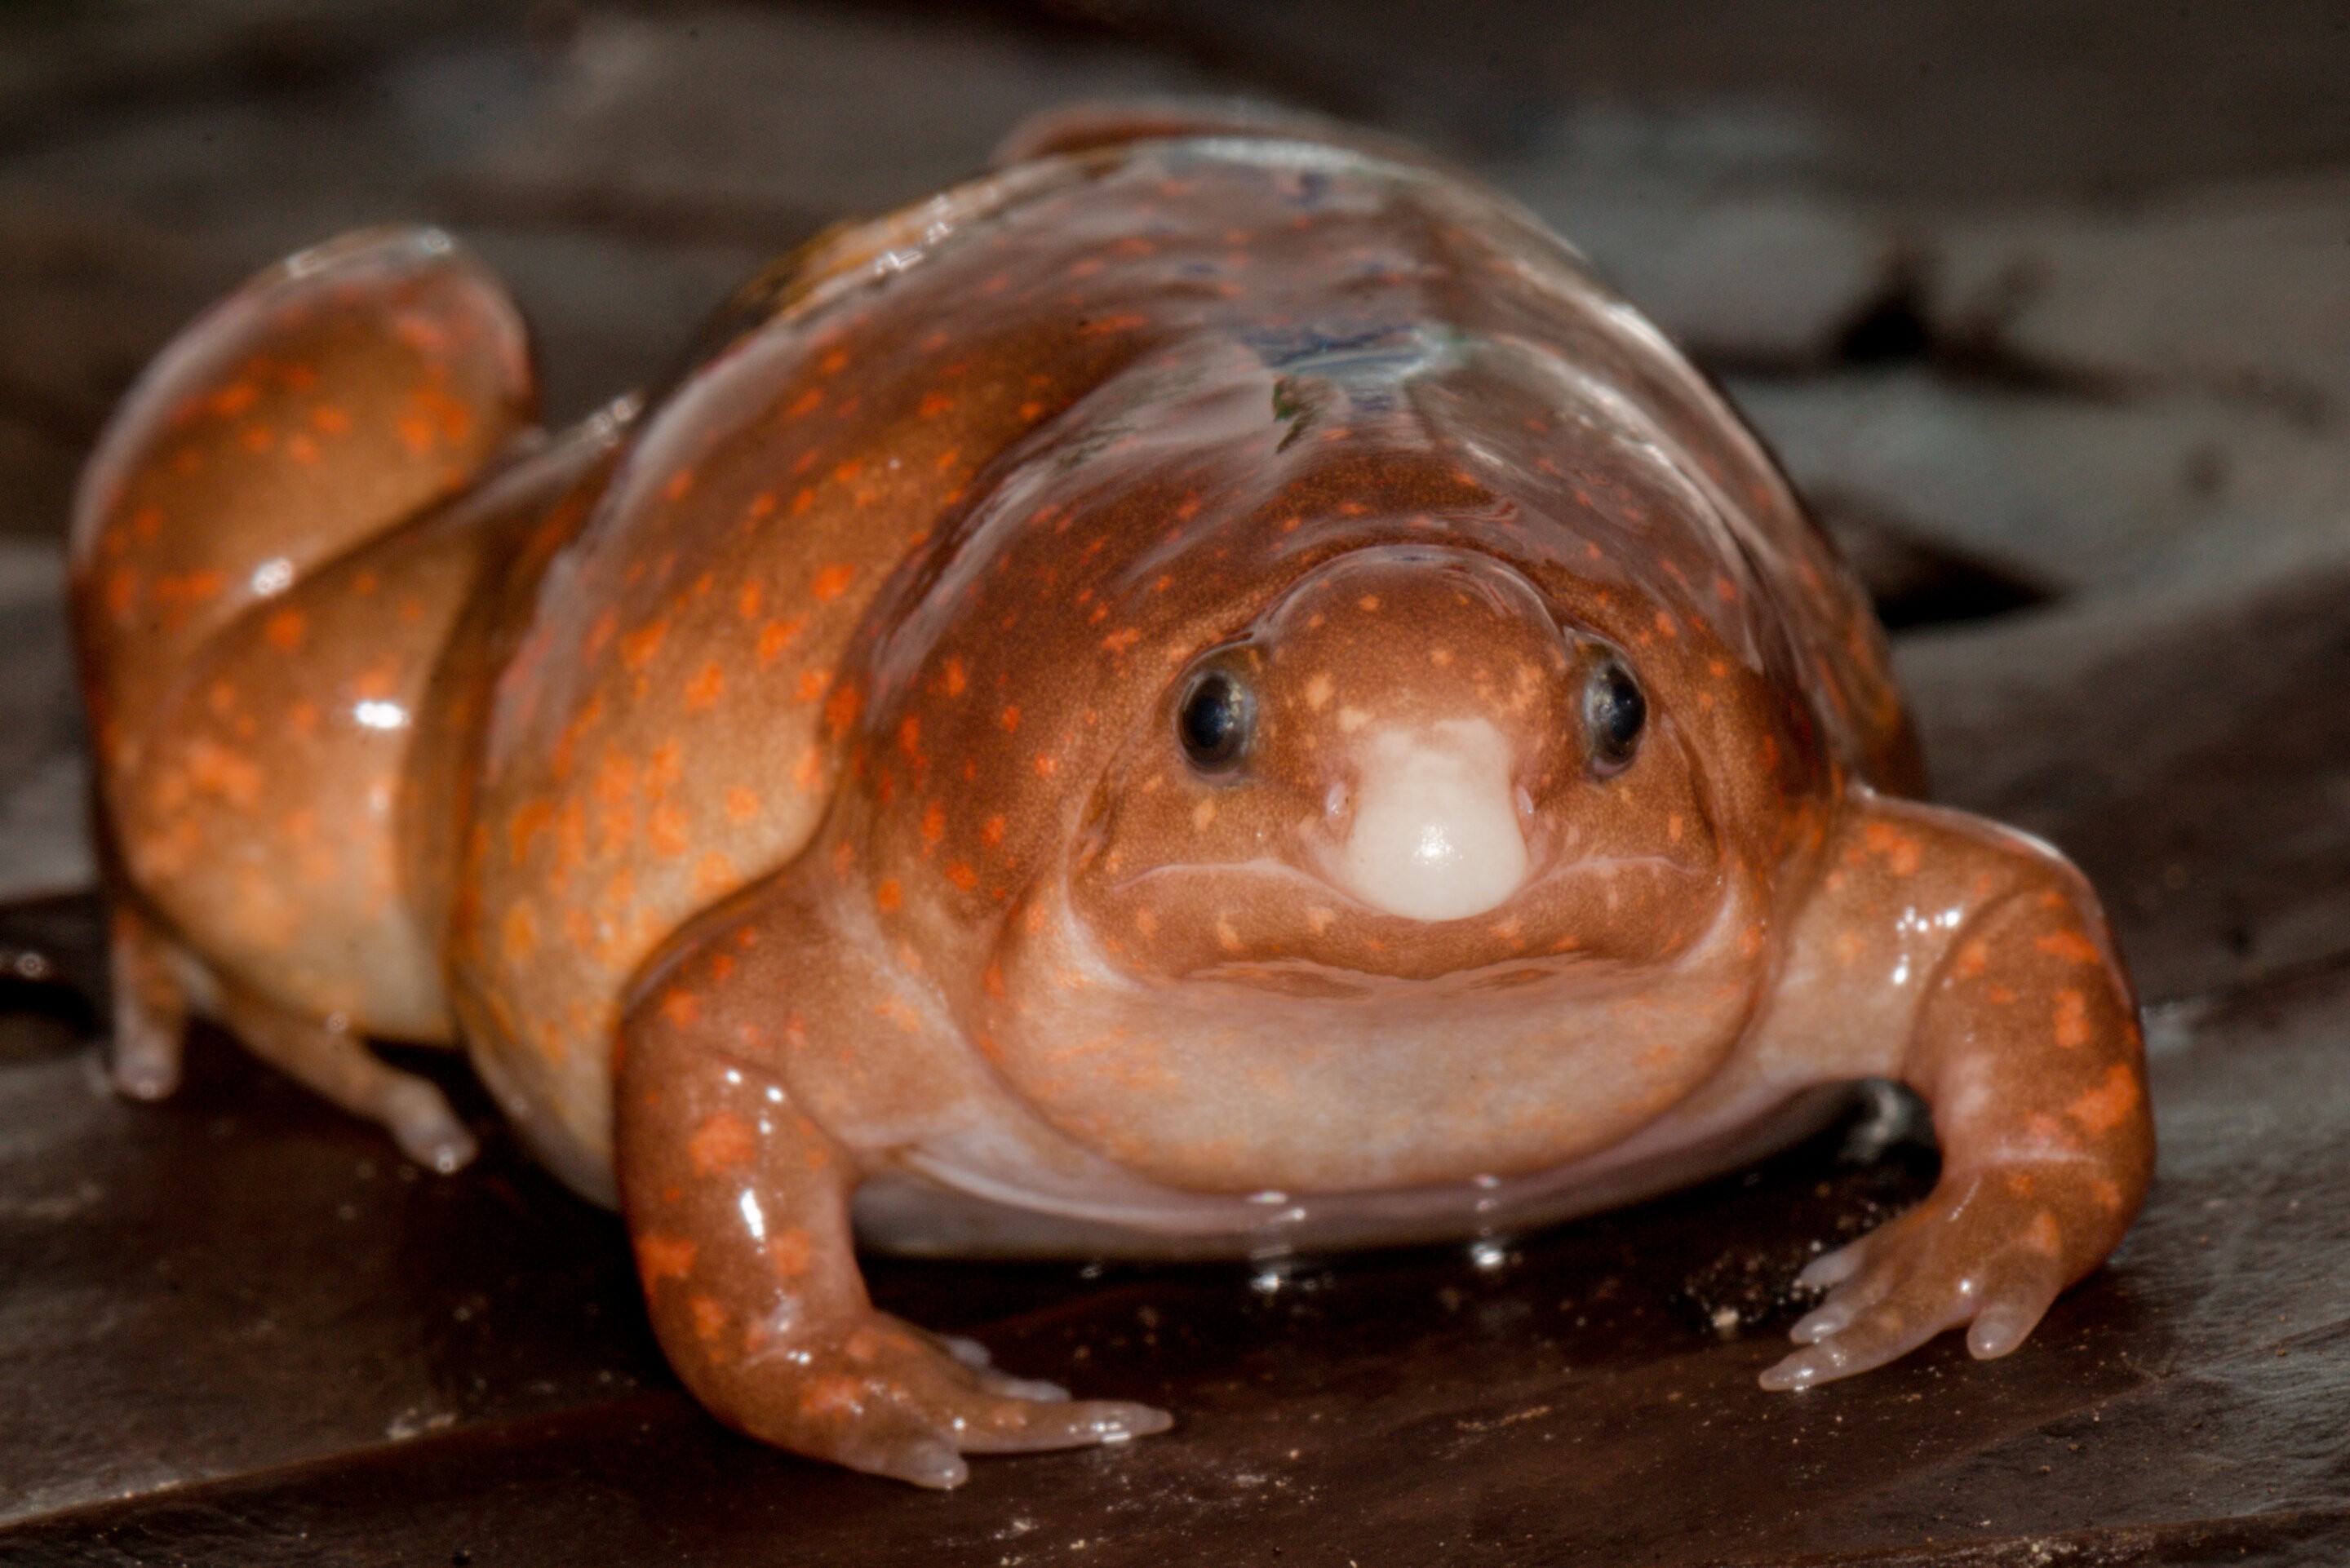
<box><xmin>2</xmin><ymin>5</ymin><xmax>2348</xmax><ymax>1561</ymax></box>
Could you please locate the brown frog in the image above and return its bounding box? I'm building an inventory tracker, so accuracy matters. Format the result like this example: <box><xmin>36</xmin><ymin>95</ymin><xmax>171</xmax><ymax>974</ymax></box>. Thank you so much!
<box><xmin>70</xmin><ymin>104</ymin><xmax>2153</xmax><ymax>1486</ymax></box>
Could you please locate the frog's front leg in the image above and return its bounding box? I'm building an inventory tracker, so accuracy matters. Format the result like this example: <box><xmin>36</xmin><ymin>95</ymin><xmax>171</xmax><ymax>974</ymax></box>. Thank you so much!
<box><xmin>1749</xmin><ymin>788</ymin><xmax>2154</xmax><ymax>1390</ymax></box>
<box><xmin>613</xmin><ymin>897</ymin><xmax>1169</xmax><ymax>1488</ymax></box>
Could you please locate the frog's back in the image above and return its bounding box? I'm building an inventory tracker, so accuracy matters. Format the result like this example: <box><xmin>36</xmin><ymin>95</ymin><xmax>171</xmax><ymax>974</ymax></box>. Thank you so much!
<box><xmin>456</xmin><ymin>127</ymin><xmax>1914</xmax><ymax>1201</ymax></box>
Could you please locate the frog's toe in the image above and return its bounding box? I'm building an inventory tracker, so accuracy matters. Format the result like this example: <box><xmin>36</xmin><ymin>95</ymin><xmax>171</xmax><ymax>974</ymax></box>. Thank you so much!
<box><xmin>382</xmin><ymin>1077</ymin><xmax>481</xmax><ymax>1175</ymax></box>
<box><xmin>109</xmin><ymin>1020</ymin><xmax>183</xmax><ymax>1101</ymax></box>
<box><xmin>936</xmin><ymin>1331</ymin><xmax>1070</xmax><ymax>1400</ymax></box>
<box><xmin>1761</xmin><ymin>1296</ymin><xmax>1949</xmax><ymax>1391</ymax></box>
<box><xmin>953</xmin><ymin>1393</ymin><xmax>1172</xmax><ymax>1455</ymax></box>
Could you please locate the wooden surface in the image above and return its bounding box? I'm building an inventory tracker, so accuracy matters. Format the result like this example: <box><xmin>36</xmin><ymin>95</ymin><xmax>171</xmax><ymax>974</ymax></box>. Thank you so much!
<box><xmin>2</xmin><ymin>3</ymin><xmax>2348</xmax><ymax>1561</ymax></box>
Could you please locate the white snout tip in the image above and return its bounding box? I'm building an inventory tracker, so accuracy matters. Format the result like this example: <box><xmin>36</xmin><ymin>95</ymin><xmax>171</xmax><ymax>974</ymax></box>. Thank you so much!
<box><xmin>1330</xmin><ymin>720</ymin><xmax>1528</xmax><ymax>922</ymax></box>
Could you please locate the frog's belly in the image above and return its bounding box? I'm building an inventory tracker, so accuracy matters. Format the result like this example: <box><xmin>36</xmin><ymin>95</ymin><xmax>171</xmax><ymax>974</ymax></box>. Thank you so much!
<box><xmin>850</xmin><ymin>1082</ymin><xmax>1858</xmax><ymax>1260</ymax></box>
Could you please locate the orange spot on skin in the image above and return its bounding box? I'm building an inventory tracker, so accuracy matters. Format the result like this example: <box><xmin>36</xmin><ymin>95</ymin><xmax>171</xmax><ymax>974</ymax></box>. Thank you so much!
<box><xmin>918</xmin><ymin>392</ymin><xmax>955</xmax><ymax>418</ymax></box>
<box><xmin>688</xmin><ymin>1112</ymin><xmax>756</xmax><ymax>1176</ymax></box>
<box><xmin>801</xmin><ymin>1375</ymin><xmax>862</xmax><ymax>1417</ymax></box>
<box><xmin>768</xmin><ymin>1229</ymin><xmax>814</xmax><ymax>1278</ymax></box>
<box><xmin>942</xmin><ymin>658</ymin><xmax>967</xmax><ymax>697</ymax></box>
<box><xmin>183</xmin><ymin>738</ymin><xmax>264</xmax><ymax>808</ymax></box>
<box><xmin>1954</xmin><ymin>938</ymin><xmax>1992</xmax><ymax>980</ymax></box>
<box><xmin>946</xmin><ymin>862</ymin><xmax>977</xmax><ymax>892</ymax></box>
<box><xmin>694</xmin><ymin>851</ymin><xmax>737</xmax><ymax>895</ymax></box>
<box><xmin>823</xmin><ymin>682</ymin><xmax>862</xmax><ymax>733</ymax></box>
<box><xmin>689</xmin><ymin>1293</ymin><xmax>728</xmax><ymax>1343</ymax></box>
<box><xmin>754</xmin><ymin>618</ymin><xmax>805</xmax><ymax>667</ymax></box>
<box><xmin>264</xmin><ymin>609</ymin><xmax>305</xmax><ymax>650</ymax></box>
<box><xmin>981</xmin><ymin>814</ymin><xmax>1006</xmax><ymax>847</ymax></box>
<box><xmin>920</xmin><ymin>802</ymin><xmax>946</xmax><ymax>844</ymax></box>
<box><xmin>309</xmin><ymin>404</ymin><xmax>351</xmax><ymax>435</ymax></box>
<box><xmin>499</xmin><ymin>903</ymin><xmax>537</xmax><ymax>962</ymax></box>
<box><xmin>649</xmin><ymin>803</ymin><xmax>691</xmax><ymax>857</ymax></box>
<box><xmin>151</xmin><ymin>569</ymin><xmax>226</xmax><ymax>611</ymax></box>
<box><xmin>685</xmin><ymin>662</ymin><xmax>725</xmax><ymax>711</ymax></box>
<box><xmin>660</xmin><ymin>988</ymin><xmax>700</xmax><ymax>1026</ymax></box>
<box><xmin>1861</xmin><ymin>820</ymin><xmax>1923</xmax><ymax>876</ymax></box>
<box><xmin>508</xmin><ymin>804</ymin><xmax>552</xmax><ymax>865</ymax></box>
<box><xmin>635</xmin><ymin>1234</ymin><xmax>697</xmax><ymax>1283</ymax></box>
<box><xmin>725</xmin><ymin>787</ymin><xmax>760</xmax><ymax>824</ymax></box>
<box><xmin>1000</xmin><ymin>706</ymin><xmax>1022</xmax><ymax>732</ymax></box>
<box><xmin>1033</xmin><ymin>754</ymin><xmax>1059</xmax><ymax>777</ymax></box>
<box><xmin>876</xmin><ymin>879</ymin><xmax>902</xmax><ymax>913</ymax></box>
<box><xmin>811</xmin><ymin>565</ymin><xmax>854</xmax><ymax>601</ymax></box>
<box><xmin>2037</xmin><ymin>929</ymin><xmax>2103</xmax><ymax>965</ymax></box>
<box><xmin>2053</xmin><ymin>988</ymin><xmax>2093</xmax><ymax>1049</ymax></box>
<box><xmin>2068</xmin><ymin>1064</ymin><xmax>2141</xmax><ymax>1135</ymax></box>
<box><xmin>620</xmin><ymin>621</ymin><xmax>667</xmax><ymax>671</ymax></box>
<box><xmin>982</xmin><ymin>963</ymin><xmax>1006</xmax><ymax>1000</ymax></box>
<box><xmin>2024</xmin><ymin>1211</ymin><xmax>2064</xmax><ymax>1256</ymax></box>
<box><xmin>208</xmin><ymin>382</ymin><xmax>259</xmax><ymax>418</ymax></box>
<box><xmin>285</xmin><ymin>432</ymin><xmax>320</xmax><ymax>464</ymax></box>
<box><xmin>663</xmin><ymin>468</ymin><xmax>695</xmax><ymax>502</ymax></box>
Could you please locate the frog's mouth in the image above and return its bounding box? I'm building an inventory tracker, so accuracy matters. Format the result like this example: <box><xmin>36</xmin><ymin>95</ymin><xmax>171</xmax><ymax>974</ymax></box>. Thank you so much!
<box><xmin>1080</xmin><ymin>830</ymin><xmax>1723</xmax><ymax>991</ymax></box>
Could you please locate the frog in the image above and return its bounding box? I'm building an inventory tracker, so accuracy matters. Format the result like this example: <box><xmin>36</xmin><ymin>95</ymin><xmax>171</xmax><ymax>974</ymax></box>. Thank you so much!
<box><xmin>69</xmin><ymin>102</ymin><xmax>2153</xmax><ymax>1488</ymax></box>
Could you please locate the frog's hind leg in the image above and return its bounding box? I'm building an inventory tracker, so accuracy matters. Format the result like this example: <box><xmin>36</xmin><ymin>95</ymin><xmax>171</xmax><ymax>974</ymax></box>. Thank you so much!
<box><xmin>216</xmin><ymin>979</ymin><xmax>478</xmax><ymax>1174</ymax></box>
<box><xmin>107</xmin><ymin>900</ymin><xmax>192</xmax><ymax>1101</ymax></box>
<box><xmin>69</xmin><ymin>224</ymin><xmax>535</xmax><ymax>1164</ymax></box>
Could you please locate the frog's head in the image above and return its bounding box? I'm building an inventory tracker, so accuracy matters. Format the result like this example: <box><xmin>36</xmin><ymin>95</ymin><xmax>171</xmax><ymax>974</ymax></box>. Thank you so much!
<box><xmin>1066</xmin><ymin>542</ymin><xmax>1727</xmax><ymax>989</ymax></box>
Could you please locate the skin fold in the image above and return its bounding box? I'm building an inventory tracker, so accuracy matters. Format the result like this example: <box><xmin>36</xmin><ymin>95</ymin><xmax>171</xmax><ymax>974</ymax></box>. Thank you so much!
<box><xmin>69</xmin><ymin>104</ymin><xmax>2153</xmax><ymax>1488</ymax></box>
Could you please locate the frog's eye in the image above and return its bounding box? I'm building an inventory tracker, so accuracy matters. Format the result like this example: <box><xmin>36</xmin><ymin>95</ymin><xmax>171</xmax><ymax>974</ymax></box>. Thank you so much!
<box><xmin>1177</xmin><ymin>667</ymin><xmax>1253</xmax><ymax>773</ymax></box>
<box><xmin>1583</xmin><ymin>655</ymin><xmax>1646</xmax><ymax>774</ymax></box>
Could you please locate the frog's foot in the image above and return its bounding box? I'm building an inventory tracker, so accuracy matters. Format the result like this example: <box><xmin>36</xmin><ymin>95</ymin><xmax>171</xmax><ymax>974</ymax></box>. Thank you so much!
<box><xmin>758</xmin><ymin>1311</ymin><xmax>1169</xmax><ymax>1490</ymax></box>
<box><xmin>107</xmin><ymin>902</ymin><xmax>189</xmax><ymax>1101</ymax></box>
<box><xmin>216</xmin><ymin>981</ymin><xmax>478</xmax><ymax>1173</ymax></box>
<box><xmin>1760</xmin><ymin>1162</ymin><xmax>2091</xmax><ymax>1391</ymax></box>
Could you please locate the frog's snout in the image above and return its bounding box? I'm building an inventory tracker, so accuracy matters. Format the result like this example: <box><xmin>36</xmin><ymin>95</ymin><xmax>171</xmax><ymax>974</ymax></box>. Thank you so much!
<box><xmin>1250</xmin><ymin>545</ymin><xmax>1577</xmax><ymax>924</ymax></box>
<box><xmin>1325</xmin><ymin>716</ymin><xmax>1529</xmax><ymax>920</ymax></box>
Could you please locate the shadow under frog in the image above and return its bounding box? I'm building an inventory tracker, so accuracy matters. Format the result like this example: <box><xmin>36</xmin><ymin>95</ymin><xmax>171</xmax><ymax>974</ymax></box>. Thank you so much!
<box><xmin>69</xmin><ymin>102</ymin><xmax>2153</xmax><ymax>1487</ymax></box>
